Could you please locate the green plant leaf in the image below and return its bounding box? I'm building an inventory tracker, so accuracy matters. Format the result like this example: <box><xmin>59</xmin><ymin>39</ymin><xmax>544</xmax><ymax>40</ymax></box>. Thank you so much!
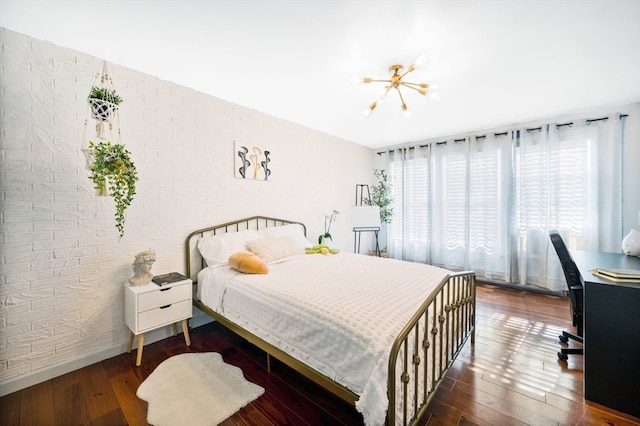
<box><xmin>88</xmin><ymin>140</ymin><xmax>138</xmax><ymax>237</ymax></box>
<box><xmin>89</xmin><ymin>85</ymin><xmax>123</xmax><ymax>105</ymax></box>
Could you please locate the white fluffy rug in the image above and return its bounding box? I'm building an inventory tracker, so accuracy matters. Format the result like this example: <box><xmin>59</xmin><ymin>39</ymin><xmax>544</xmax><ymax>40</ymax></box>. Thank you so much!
<box><xmin>137</xmin><ymin>352</ymin><xmax>265</xmax><ymax>426</ymax></box>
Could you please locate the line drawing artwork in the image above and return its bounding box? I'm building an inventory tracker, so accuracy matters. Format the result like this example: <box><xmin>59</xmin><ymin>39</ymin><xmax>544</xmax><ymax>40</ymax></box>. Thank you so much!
<box><xmin>235</xmin><ymin>142</ymin><xmax>272</xmax><ymax>181</ymax></box>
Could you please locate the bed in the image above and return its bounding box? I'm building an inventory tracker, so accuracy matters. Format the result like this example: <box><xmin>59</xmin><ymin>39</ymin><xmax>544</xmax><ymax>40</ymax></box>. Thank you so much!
<box><xmin>185</xmin><ymin>216</ymin><xmax>475</xmax><ymax>426</ymax></box>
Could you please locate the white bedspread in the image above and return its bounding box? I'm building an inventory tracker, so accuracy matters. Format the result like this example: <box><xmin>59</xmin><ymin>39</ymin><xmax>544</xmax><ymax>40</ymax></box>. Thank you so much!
<box><xmin>197</xmin><ymin>252</ymin><xmax>449</xmax><ymax>426</ymax></box>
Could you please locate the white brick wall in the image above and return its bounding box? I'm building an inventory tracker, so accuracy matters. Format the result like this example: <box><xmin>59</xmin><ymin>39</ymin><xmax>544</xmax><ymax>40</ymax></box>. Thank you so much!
<box><xmin>0</xmin><ymin>28</ymin><xmax>375</xmax><ymax>394</ymax></box>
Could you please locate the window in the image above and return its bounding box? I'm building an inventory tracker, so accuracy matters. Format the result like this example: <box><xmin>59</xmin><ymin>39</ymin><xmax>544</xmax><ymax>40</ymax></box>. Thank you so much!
<box><xmin>387</xmin><ymin>116</ymin><xmax>623</xmax><ymax>292</ymax></box>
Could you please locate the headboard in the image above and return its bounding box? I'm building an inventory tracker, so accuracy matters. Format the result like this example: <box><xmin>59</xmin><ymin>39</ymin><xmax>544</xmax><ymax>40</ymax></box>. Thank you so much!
<box><xmin>185</xmin><ymin>215</ymin><xmax>307</xmax><ymax>282</ymax></box>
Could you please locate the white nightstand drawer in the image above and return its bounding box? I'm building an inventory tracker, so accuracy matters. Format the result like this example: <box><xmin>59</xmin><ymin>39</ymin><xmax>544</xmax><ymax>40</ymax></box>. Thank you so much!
<box><xmin>138</xmin><ymin>281</ymin><xmax>191</xmax><ymax>312</ymax></box>
<box><xmin>138</xmin><ymin>299</ymin><xmax>192</xmax><ymax>331</ymax></box>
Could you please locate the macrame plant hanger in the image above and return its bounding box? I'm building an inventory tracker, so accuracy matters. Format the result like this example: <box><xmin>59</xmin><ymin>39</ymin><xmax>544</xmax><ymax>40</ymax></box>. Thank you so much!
<box><xmin>82</xmin><ymin>60</ymin><xmax>122</xmax><ymax>170</ymax></box>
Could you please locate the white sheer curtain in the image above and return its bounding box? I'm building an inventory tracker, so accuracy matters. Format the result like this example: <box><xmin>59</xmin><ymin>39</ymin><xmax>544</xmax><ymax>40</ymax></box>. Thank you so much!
<box><xmin>468</xmin><ymin>133</ymin><xmax>512</xmax><ymax>282</ymax></box>
<box><xmin>431</xmin><ymin>138</ymin><xmax>469</xmax><ymax>269</ymax></box>
<box><xmin>386</xmin><ymin>146</ymin><xmax>431</xmax><ymax>262</ymax></box>
<box><xmin>514</xmin><ymin>118</ymin><xmax>623</xmax><ymax>291</ymax></box>
<box><xmin>386</xmin><ymin>114</ymin><xmax>624</xmax><ymax>293</ymax></box>
<box><xmin>388</xmin><ymin>134</ymin><xmax>513</xmax><ymax>281</ymax></box>
<box><xmin>429</xmin><ymin>134</ymin><xmax>512</xmax><ymax>280</ymax></box>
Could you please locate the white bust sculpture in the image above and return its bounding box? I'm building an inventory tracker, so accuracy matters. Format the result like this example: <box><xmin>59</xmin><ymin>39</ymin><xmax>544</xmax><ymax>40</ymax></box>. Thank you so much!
<box><xmin>128</xmin><ymin>248</ymin><xmax>156</xmax><ymax>286</ymax></box>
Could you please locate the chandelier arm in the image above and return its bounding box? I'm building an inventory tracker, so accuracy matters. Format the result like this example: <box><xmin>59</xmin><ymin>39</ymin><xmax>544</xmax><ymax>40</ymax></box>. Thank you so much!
<box><xmin>370</xmin><ymin>85</ymin><xmax>392</xmax><ymax>106</ymax></box>
<box><xmin>379</xmin><ymin>85</ymin><xmax>393</xmax><ymax>101</ymax></box>
<box><xmin>398</xmin><ymin>67</ymin><xmax>416</xmax><ymax>80</ymax></box>
<box><xmin>397</xmin><ymin>87</ymin><xmax>408</xmax><ymax>110</ymax></box>
<box><xmin>366</xmin><ymin>78</ymin><xmax>393</xmax><ymax>84</ymax></box>
<box><xmin>401</xmin><ymin>82</ymin><xmax>429</xmax><ymax>88</ymax></box>
<box><xmin>400</xmin><ymin>83</ymin><xmax>428</xmax><ymax>95</ymax></box>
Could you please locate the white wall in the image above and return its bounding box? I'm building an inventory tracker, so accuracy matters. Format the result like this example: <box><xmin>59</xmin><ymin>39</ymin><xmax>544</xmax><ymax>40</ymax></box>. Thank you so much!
<box><xmin>0</xmin><ymin>28</ymin><xmax>375</xmax><ymax>395</ymax></box>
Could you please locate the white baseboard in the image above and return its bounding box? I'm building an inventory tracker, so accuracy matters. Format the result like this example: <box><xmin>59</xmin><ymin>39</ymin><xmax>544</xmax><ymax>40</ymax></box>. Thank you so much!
<box><xmin>0</xmin><ymin>315</ymin><xmax>214</xmax><ymax>397</ymax></box>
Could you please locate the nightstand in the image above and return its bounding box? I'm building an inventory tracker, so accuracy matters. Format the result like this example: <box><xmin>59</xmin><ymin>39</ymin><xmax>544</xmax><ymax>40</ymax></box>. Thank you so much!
<box><xmin>124</xmin><ymin>278</ymin><xmax>192</xmax><ymax>366</ymax></box>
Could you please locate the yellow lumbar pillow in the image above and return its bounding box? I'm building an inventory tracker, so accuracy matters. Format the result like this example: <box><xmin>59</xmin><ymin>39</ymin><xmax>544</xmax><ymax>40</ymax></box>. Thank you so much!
<box><xmin>228</xmin><ymin>251</ymin><xmax>269</xmax><ymax>274</ymax></box>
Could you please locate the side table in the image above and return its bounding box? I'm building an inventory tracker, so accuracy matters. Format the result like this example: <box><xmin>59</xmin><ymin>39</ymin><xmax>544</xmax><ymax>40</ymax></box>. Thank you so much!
<box><xmin>124</xmin><ymin>278</ymin><xmax>192</xmax><ymax>366</ymax></box>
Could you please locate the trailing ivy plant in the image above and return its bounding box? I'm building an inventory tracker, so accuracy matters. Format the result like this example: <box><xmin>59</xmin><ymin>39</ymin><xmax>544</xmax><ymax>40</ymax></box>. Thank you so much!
<box><xmin>366</xmin><ymin>169</ymin><xmax>393</xmax><ymax>224</ymax></box>
<box><xmin>88</xmin><ymin>141</ymin><xmax>138</xmax><ymax>238</ymax></box>
<box><xmin>89</xmin><ymin>85</ymin><xmax>124</xmax><ymax>105</ymax></box>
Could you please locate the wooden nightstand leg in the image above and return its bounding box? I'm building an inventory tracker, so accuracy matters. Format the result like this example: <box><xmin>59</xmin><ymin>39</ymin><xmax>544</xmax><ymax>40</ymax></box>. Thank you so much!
<box><xmin>171</xmin><ymin>323</ymin><xmax>178</xmax><ymax>336</ymax></box>
<box><xmin>127</xmin><ymin>331</ymin><xmax>135</xmax><ymax>353</ymax></box>
<box><xmin>182</xmin><ymin>319</ymin><xmax>191</xmax><ymax>346</ymax></box>
<box><xmin>135</xmin><ymin>334</ymin><xmax>145</xmax><ymax>367</ymax></box>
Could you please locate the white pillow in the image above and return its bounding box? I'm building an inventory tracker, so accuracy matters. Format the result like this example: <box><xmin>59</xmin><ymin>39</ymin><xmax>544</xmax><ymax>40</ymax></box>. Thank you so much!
<box><xmin>247</xmin><ymin>236</ymin><xmax>304</xmax><ymax>263</ymax></box>
<box><xmin>197</xmin><ymin>229</ymin><xmax>262</xmax><ymax>266</ymax></box>
<box><xmin>259</xmin><ymin>223</ymin><xmax>313</xmax><ymax>249</ymax></box>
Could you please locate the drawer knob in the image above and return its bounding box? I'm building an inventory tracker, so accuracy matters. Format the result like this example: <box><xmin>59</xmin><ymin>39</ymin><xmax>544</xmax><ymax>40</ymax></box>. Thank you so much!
<box><xmin>159</xmin><ymin>304</ymin><xmax>172</xmax><ymax>309</ymax></box>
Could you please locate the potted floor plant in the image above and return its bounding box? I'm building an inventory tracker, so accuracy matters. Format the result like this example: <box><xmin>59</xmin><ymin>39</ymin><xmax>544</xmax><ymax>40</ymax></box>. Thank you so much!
<box><xmin>87</xmin><ymin>140</ymin><xmax>138</xmax><ymax>238</ymax></box>
<box><xmin>367</xmin><ymin>169</ymin><xmax>393</xmax><ymax>224</ymax></box>
<box><xmin>366</xmin><ymin>169</ymin><xmax>392</xmax><ymax>257</ymax></box>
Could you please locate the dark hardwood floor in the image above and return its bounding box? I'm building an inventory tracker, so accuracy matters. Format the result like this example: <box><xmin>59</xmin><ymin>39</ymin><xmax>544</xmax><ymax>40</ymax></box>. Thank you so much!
<box><xmin>2</xmin><ymin>283</ymin><xmax>639</xmax><ymax>426</ymax></box>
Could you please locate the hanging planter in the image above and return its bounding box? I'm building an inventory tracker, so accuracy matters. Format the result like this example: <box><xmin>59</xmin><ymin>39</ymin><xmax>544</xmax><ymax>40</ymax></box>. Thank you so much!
<box><xmin>88</xmin><ymin>97</ymin><xmax>119</xmax><ymax>122</ymax></box>
<box><xmin>87</xmin><ymin>140</ymin><xmax>138</xmax><ymax>238</ymax></box>
<box><xmin>88</xmin><ymin>86</ymin><xmax>124</xmax><ymax>138</ymax></box>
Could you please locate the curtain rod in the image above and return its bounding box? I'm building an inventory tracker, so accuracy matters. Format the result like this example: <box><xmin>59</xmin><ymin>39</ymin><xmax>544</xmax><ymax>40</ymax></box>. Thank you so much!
<box><xmin>376</xmin><ymin>113</ymin><xmax>629</xmax><ymax>155</ymax></box>
<box><xmin>475</xmin><ymin>131</ymin><xmax>510</xmax><ymax>140</ymax></box>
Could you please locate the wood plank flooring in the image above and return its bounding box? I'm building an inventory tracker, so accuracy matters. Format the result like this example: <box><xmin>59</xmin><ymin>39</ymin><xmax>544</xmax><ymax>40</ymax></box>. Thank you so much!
<box><xmin>2</xmin><ymin>283</ymin><xmax>639</xmax><ymax>426</ymax></box>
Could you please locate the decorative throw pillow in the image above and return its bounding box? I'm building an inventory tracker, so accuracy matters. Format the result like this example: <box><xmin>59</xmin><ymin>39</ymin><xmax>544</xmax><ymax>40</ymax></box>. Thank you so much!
<box><xmin>246</xmin><ymin>236</ymin><xmax>304</xmax><ymax>263</ymax></box>
<box><xmin>259</xmin><ymin>223</ymin><xmax>313</xmax><ymax>249</ymax></box>
<box><xmin>197</xmin><ymin>230</ymin><xmax>262</xmax><ymax>266</ymax></box>
<box><xmin>228</xmin><ymin>251</ymin><xmax>269</xmax><ymax>274</ymax></box>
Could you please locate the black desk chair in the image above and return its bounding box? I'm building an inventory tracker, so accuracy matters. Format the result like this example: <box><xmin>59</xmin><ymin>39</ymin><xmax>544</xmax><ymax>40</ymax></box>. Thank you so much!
<box><xmin>549</xmin><ymin>230</ymin><xmax>584</xmax><ymax>361</ymax></box>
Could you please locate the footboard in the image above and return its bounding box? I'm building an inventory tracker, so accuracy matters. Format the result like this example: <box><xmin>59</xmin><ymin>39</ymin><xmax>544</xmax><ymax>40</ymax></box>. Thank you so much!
<box><xmin>388</xmin><ymin>271</ymin><xmax>476</xmax><ymax>426</ymax></box>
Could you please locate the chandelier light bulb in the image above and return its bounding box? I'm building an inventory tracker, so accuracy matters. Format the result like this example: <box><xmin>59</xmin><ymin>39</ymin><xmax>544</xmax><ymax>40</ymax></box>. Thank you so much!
<box><xmin>413</xmin><ymin>54</ymin><xmax>427</xmax><ymax>68</ymax></box>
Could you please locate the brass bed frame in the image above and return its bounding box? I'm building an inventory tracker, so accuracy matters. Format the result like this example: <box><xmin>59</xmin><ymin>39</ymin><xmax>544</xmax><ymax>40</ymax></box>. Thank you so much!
<box><xmin>185</xmin><ymin>216</ymin><xmax>476</xmax><ymax>426</ymax></box>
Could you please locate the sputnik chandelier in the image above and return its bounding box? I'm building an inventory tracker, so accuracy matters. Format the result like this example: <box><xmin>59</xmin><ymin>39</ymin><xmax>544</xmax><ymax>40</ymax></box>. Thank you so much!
<box><xmin>360</xmin><ymin>54</ymin><xmax>435</xmax><ymax>118</ymax></box>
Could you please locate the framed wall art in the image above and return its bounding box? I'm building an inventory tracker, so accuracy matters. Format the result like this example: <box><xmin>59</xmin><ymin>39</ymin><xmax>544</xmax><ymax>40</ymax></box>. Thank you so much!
<box><xmin>234</xmin><ymin>142</ymin><xmax>272</xmax><ymax>181</ymax></box>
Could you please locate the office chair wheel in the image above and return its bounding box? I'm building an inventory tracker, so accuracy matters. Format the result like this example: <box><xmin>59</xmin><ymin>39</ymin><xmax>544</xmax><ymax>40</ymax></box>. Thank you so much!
<box><xmin>558</xmin><ymin>352</ymin><xmax>568</xmax><ymax>361</ymax></box>
<box><xmin>559</xmin><ymin>334</ymin><xmax>569</xmax><ymax>343</ymax></box>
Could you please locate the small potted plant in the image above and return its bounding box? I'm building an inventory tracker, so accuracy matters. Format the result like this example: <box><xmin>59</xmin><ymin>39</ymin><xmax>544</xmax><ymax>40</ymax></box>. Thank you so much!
<box><xmin>88</xmin><ymin>85</ymin><xmax>123</xmax><ymax>123</ymax></box>
<box><xmin>318</xmin><ymin>210</ymin><xmax>339</xmax><ymax>244</ymax></box>
<box><xmin>87</xmin><ymin>140</ymin><xmax>138</xmax><ymax>238</ymax></box>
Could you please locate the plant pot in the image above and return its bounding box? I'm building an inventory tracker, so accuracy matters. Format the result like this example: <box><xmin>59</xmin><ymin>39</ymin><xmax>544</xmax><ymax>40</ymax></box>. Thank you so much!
<box><xmin>89</xmin><ymin>98</ymin><xmax>119</xmax><ymax>139</ymax></box>
<box><xmin>95</xmin><ymin>176</ymin><xmax>109</xmax><ymax>197</ymax></box>
<box><xmin>319</xmin><ymin>236</ymin><xmax>332</xmax><ymax>246</ymax></box>
<box><xmin>88</xmin><ymin>98</ymin><xmax>119</xmax><ymax>123</ymax></box>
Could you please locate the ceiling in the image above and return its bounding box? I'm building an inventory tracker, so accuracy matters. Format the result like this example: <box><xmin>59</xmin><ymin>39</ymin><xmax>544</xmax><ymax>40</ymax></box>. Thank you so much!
<box><xmin>1</xmin><ymin>0</ymin><xmax>639</xmax><ymax>149</ymax></box>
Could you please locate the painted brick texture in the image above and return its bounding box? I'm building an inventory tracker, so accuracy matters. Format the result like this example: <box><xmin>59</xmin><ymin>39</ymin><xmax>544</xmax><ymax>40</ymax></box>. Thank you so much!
<box><xmin>0</xmin><ymin>28</ymin><xmax>374</xmax><ymax>392</ymax></box>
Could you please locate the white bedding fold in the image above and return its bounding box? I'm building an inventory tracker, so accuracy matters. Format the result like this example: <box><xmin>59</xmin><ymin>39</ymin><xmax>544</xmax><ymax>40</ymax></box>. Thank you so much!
<box><xmin>197</xmin><ymin>252</ymin><xmax>449</xmax><ymax>426</ymax></box>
